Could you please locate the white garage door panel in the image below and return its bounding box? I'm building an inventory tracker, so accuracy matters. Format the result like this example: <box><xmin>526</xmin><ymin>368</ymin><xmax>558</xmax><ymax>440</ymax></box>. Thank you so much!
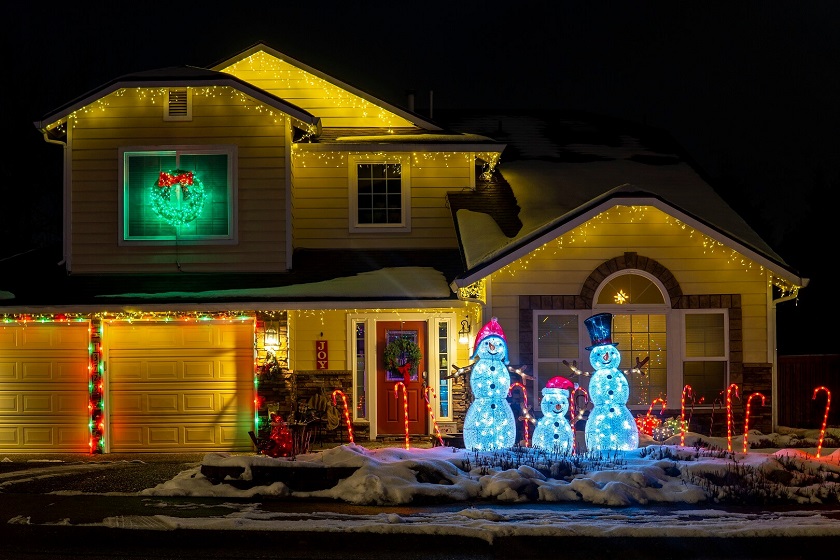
<box><xmin>107</xmin><ymin>322</ymin><xmax>254</xmax><ymax>452</ymax></box>
<box><xmin>0</xmin><ymin>324</ymin><xmax>90</xmax><ymax>452</ymax></box>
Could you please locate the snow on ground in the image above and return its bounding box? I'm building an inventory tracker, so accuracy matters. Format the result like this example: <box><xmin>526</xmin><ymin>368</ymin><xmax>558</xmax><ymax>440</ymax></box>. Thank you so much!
<box><xmin>129</xmin><ymin>429</ymin><xmax>840</xmax><ymax>538</ymax></box>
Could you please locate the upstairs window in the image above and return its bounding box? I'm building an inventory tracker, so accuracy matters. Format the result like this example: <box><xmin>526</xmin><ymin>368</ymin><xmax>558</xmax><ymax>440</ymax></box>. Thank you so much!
<box><xmin>349</xmin><ymin>156</ymin><xmax>411</xmax><ymax>232</ymax></box>
<box><xmin>119</xmin><ymin>147</ymin><xmax>236</xmax><ymax>243</ymax></box>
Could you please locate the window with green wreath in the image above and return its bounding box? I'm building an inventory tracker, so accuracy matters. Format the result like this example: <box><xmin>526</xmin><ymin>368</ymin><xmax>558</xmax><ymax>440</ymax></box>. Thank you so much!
<box><xmin>120</xmin><ymin>147</ymin><xmax>235</xmax><ymax>242</ymax></box>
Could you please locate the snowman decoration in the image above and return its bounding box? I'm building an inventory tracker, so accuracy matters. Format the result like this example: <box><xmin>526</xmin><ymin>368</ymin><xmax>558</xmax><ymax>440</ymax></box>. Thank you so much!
<box><xmin>583</xmin><ymin>312</ymin><xmax>639</xmax><ymax>452</ymax></box>
<box><xmin>463</xmin><ymin>317</ymin><xmax>517</xmax><ymax>451</ymax></box>
<box><xmin>532</xmin><ymin>376</ymin><xmax>576</xmax><ymax>454</ymax></box>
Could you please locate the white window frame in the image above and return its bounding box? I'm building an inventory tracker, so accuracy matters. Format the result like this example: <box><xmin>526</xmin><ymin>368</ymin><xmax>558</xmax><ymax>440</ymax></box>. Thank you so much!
<box><xmin>118</xmin><ymin>145</ymin><xmax>238</xmax><ymax>245</ymax></box>
<box><xmin>678</xmin><ymin>308</ymin><xmax>730</xmax><ymax>409</ymax></box>
<box><xmin>348</xmin><ymin>155</ymin><xmax>411</xmax><ymax>233</ymax></box>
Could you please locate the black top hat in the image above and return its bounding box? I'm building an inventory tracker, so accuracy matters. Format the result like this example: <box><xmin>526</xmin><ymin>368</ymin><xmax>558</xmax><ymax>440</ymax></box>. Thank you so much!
<box><xmin>584</xmin><ymin>312</ymin><xmax>618</xmax><ymax>350</ymax></box>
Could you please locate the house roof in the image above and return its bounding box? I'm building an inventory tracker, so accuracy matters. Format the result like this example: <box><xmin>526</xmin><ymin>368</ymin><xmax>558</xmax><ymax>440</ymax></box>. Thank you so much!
<box><xmin>442</xmin><ymin>111</ymin><xmax>807</xmax><ymax>290</ymax></box>
<box><xmin>209</xmin><ymin>42</ymin><xmax>444</xmax><ymax>132</ymax></box>
<box><xmin>0</xmin><ymin>248</ymin><xmax>465</xmax><ymax>313</ymax></box>
<box><xmin>33</xmin><ymin>65</ymin><xmax>321</xmax><ymax>137</ymax></box>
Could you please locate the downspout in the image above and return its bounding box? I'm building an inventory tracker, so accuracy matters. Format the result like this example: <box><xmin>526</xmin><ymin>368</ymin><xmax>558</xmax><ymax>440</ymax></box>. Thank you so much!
<box><xmin>42</xmin><ymin>129</ymin><xmax>69</xmax><ymax>269</ymax></box>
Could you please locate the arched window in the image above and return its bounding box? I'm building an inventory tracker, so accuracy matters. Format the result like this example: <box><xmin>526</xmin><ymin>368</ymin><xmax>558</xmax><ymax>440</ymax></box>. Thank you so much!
<box><xmin>593</xmin><ymin>271</ymin><xmax>669</xmax><ymax>408</ymax></box>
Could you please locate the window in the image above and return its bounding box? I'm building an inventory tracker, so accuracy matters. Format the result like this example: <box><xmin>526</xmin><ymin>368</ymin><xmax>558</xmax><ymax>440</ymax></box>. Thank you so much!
<box><xmin>354</xmin><ymin>321</ymin><xmax>367</xmax><ymax>420</ymax></box>
<box><xmin>349</xmin><ymin>157</ymin><xmax>411</xmax><ymax>232</ymax></box>
<box><xmin>120</xmin><ymin>147</ymin><xmax>236</xmax><ymax>243</ymax></box>
<box><xmin>438</xmin><ymin>321</ymin><xmax>450</xmax><ymax>419</ymax></box>
<box><xmin>612</xmin><ymin>313</ymin><xmax>667</xmax><ymax>407</ymax></box>
<box><xmin>534</xmin><ymin>312</ymin><xmax>581</xmax><ymax>405</ymax></box>
<box><xmin>683</xmin><ymin>311</ymin><xmax>728</xmax><ymax>405</ymax></box>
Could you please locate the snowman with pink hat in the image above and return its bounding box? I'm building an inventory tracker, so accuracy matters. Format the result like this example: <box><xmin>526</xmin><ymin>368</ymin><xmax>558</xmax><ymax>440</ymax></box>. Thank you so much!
<box><xmin>532</xmin><ymin>376</ymin><xmax>576</xmax><ymax>454</ymax></box>
<box><xmin>463</xmin><ymin>317</ymin><xmax>517</xmax><ymax>451</ymax></box>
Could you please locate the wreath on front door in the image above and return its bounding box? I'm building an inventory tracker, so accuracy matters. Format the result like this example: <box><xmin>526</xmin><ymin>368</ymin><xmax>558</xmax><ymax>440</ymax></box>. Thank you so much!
<box><xmin>384</xmin><ymin>336</ymin><xmax>422</xmax><ymax>377</ymax></box>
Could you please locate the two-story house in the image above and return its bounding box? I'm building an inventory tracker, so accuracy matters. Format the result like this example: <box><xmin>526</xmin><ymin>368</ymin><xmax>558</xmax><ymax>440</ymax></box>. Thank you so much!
<box><xmin>0</xmin><ymin>42</ymin><xmax>806</xmax><ymax>453</ymax></box>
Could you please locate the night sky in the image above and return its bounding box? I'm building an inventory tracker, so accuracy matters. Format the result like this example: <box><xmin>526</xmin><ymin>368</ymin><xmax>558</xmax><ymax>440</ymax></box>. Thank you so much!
<box><xmin>4</xmin><ymin>2</ymin><xmax>837</xmax><ymax>355</ymax></box>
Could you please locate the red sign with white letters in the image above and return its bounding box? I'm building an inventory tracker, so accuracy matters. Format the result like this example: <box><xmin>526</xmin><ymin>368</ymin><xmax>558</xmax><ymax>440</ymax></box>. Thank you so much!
<box><xmin>316</xmin><ymin>340</ymin><xmax>328</xmax><ymax>370</ymax></box>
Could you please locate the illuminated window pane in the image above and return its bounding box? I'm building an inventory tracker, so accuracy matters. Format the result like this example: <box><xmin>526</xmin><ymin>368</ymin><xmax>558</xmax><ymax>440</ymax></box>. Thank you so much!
<box><xmin>612</xmin><ymin>313</ymin><xmax>667</xmax><ymax>407</ymax></box>
<box><xmin>357</xmin><ymin>163</ymin><xmax>402</xmax><ymax>225</ymax></box>
<box><xmin>596</xmin><ymin>274</ymin><xmax>665</xmax><ymax>305</ymax></box>
<box><xmin>123</xmin><ymin>149</ymin><xmax>233</xmax><ymax>241</ymax></box>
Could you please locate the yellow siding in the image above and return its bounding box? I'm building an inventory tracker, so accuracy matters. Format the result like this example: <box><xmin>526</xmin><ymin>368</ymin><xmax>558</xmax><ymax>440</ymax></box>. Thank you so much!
<box><xmin>0</xmin><ymin>323</ymin><xmax>90</xmax><ymax>452</ymax></box>
<box><xmin>291</xmin><ymin>150</ymin><xmax>469</xmax><ymax>250</ymax></box>
<box><xmin>67</xmin><ymin>87</ymin><xmax>287</xmax><ymax>274</ymax></box>
<box><xmin>292</xmin><ymin>310</ymin><xmax>348</xmax><ymax>370</ymax></box>
<box><xmin>219</xmin><ymin>51</ymin><xmax>416</xmax><ymax>129</ymax></box>
<box><xmin>488</xmin><ymin>207</ymin><xmax>771</xmax><ymax>363</ymax></box>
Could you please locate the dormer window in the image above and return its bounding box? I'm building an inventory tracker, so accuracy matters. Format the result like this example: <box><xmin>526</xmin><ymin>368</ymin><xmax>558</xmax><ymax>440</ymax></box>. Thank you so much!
<box><xmin>164</xmin><ymin>89</ymin><xmax>192</xmax><ymax>121</ymax></box>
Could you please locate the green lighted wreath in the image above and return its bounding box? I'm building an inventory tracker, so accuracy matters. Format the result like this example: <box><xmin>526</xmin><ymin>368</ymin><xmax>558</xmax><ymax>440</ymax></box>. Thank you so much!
<box><xmin>384</xmin><ymin>336</ymin><xmax>422</xmax><ymax>376</ymax></box>
<box><xmin>151</xmin><ymin>169</ymin><xmax>206</xmax><ymax>227</ymax></box>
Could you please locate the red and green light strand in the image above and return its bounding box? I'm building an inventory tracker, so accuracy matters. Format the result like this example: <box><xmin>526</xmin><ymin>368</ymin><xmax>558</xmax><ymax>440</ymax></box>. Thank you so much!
<box><xmin>89</xmin><ymin>320</ymin><xmax>104</xmax><ymax>453</ymax></box>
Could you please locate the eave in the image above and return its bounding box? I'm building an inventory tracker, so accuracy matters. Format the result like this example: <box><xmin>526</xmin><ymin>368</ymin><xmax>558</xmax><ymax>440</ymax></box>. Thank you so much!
<box><xmin>451</xmin><ymin>192</ymin><xmax>808</xmax><ymax>291</ymax></box>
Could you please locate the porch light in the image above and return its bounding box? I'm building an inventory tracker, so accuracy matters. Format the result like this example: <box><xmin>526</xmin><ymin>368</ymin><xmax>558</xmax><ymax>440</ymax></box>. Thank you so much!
<box><xmin>264</xmin><ymin>327</ymin><xmax>280</xmax><ymax>356</ymax></box>
<box><xmin>458</xmin><ymin>318</ymin><xmax>471</xmax><ymax>345</ymax></box>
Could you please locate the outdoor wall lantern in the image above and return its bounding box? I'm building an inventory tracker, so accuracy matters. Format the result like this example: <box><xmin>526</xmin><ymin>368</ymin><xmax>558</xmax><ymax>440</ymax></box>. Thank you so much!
<box><xmin>264</xmin><ymin>326</ymin><xmax>280</xmax><ymax>357</ymax></box>
<box><xmin>458</xmin><ymin>317</ymin><xmax>472</xmax><ymax>345</ymax></box>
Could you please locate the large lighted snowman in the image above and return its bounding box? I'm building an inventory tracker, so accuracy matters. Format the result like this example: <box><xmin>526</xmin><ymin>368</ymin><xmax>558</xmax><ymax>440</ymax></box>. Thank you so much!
<box><xmin>463</xmin><ymin>317</ymin><xmax>516</xmax><ymax>451</ymax></box>
<box><xmin>532</xmin><ymin>376</ymin><xmax>576</xmax><ymax>454</ymax></box>
<box><xmin>583</xmin><ymin>313</ymin><xmax>639</xmax><ymax>452</ymax></box>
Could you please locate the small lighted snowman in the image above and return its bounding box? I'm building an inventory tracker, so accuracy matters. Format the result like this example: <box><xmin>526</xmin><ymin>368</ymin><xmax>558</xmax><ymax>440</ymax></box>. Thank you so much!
<box><xmin>531</xmin><ymin>376</ymin><xmax>576</xmax><ymax>454</ymax></box>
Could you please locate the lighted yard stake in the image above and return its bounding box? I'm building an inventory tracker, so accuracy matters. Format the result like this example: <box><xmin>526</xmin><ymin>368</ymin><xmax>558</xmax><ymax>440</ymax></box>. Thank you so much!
<box><xmin>423</xmin><ymin>386</ymin><xmax>445</xmax><ymax>447</ymax></box>
<box><xmin>726</xmin><ymin>383</ymin><xmax>740</xmax><ymax>452</ymax></box>
<box><xmin>742</xmin><ymin>392</ymin><xmax>766</xmax><ymax>453</ymax></box>
<box><xmin>681</xmin><ymin>385</ymin><xmax>693</xmax><ymax>446</ymax></box>
<box><xmin>509</xmin><ymin>382</ymin><xmax>531</xmax><ymax>447</ymax></box>
<box><xmin>331</xmin><ymin>389</ymin><xmax>354</xmax><ymax>444</ymax></box>
<box><xmin>812</xmin><ymin>386</ymin><xmax>832</xmax><ymax>458</ymax></box>
<box><xmin>394</xmin><ymin>382</ymin><xmax>410</xmax><ymax>449</ymax></box>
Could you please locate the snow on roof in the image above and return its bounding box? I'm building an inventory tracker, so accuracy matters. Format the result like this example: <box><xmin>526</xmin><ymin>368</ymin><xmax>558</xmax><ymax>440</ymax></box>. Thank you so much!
<box><xmin>96</xmin><ymin>267</ymin><xmax>452</xmax><ymax>300</ymax></box>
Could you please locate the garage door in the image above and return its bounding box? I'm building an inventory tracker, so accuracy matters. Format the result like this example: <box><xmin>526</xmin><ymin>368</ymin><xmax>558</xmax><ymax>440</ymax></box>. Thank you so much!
<box><xmin>106</xmin><ymin>321</ymin><xmax>254</xmax><ymax>453</ymax></box>
<box><xmin>0</xmin><ymin>322</ymin><xmax>90</xmax><ymax>452</ymax></box>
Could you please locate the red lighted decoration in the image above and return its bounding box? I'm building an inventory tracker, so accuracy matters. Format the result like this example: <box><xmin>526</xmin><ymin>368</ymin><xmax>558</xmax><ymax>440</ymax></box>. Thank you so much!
<box><xmin>423</xmin><ymin>387</ymin><xmax>444</xmax><ymax>447</ymax></box>
<box><xmin>636</xmin><ymin>397</ymin><xmax>666</xmax><ymax>436</ymax></box>
<box><xmin>394</xmin><ymin>382</ymin><xmax>410</xmax><ymax>449</ymax></box>
<box><xmin>680</xmin><ymin>385</ymin><xmax>694</xmax><ymax>446</ymax></box>
<box><xmin>88</xmin><ymin>321</ymin><xmax>104</xmax><ymax>454</ymax></box>
<box><xmin>742</xmin><ymin>392</ymin><xmax>766</xmax><ymax>453</ymax></box>
<box><xmin>264</xmin><ymin>412</ymin><xmax>293</xmax><ymax>458</ymax></box>
<box><xmin>331</xmin><ymin>389</ymin><xmax>354</xmax><ymax>444</ymax></box>
<box><xmin>509</xmin><ymin>382</ymin><xmax>531</xmax><ymax>447</ymax></box>
<box><xmin>726</xmin><ymin>383</ymin><xmax>740</xmax><ymax>452</ymax></box>
<box><xmin>812</xmin><ymin>386</ymin><xmax>832</xmax><ymax>459</ymax></box>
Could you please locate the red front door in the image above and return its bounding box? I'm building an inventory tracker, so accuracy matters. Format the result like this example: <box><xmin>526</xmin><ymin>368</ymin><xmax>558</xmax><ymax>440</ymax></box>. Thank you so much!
<box><xmin>376</xmin><ymin>321</ymin><xmax>429</xmax><ymax>436</ymax></box>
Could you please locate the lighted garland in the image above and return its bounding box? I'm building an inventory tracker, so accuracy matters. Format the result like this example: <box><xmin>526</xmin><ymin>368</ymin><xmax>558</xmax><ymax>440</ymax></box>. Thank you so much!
<box><xmin>383</xmin><ymin>336</ymin><xmax>422</xmax><ymax>376</ymax></box>
<box><xmin>151</xmin><ymin>170</ymin><xmax>206</xmax><ymax>227</ymax></box>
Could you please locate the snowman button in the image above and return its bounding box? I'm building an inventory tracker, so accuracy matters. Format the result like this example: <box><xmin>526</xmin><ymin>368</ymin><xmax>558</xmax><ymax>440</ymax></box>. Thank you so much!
<box><xmin>490</xmin><ymin>383</ymin><xmax>496</xmax><ymax>389</ymax></box>
<box><xmin>491</xmin><ymin>404</ymin><xmax>496</xmax><ymax>409</ymax></box>
<box><xmin>607</xmin><ymin>374</ymin><xmax>612</xmax><ymax>379</ymax></box>
<box><xmin>553</xmin><ymin>422</ymin><xmax>560</xmax><ymax>427</ymax></box>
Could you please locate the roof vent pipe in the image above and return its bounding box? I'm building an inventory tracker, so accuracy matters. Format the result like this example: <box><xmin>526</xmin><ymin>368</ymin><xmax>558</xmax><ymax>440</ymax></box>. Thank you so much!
<box><xmin>406</xmin><ymin>90</ymin><xmax>415</xmax><ymax>112</ymax></box>
<box><xmin>429</xmin><ymin>90</ymin><xmax>433</xmax><ymax>120</ymax></box>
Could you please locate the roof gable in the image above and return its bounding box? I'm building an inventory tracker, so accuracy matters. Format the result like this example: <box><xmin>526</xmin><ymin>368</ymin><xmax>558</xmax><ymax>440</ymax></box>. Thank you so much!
<box><xmin>211</xmin><ymin>42</ymin><xmax>442</xmax><ymax>131</ymax></box>
<box><xmin>34</xmin><ymin>65</ymin><xmax>320</xmax><ymax>136</ymax></box>
<box><xmin>446</xmin><ymin>113</ymin><xmax>806</xmax><ymax>291</ymax></box>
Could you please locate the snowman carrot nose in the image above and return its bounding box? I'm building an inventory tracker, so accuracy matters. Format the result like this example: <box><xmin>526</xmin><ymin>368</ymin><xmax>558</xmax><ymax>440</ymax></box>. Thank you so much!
<box><xmin>602</xmin><ymin>351</ymin><xmax>610</xmax><ymax>361</ymax></box>
<box><xmin>488</xmin><ymin>341</ymin><xmax>496</xmax><ymax>351</ymax></box>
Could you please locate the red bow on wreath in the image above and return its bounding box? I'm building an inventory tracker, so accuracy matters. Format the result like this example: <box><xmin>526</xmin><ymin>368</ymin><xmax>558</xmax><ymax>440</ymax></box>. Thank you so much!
<box><xmin>157</xmin><ymin>171</ymin><xmax>194</xmax><ymax>188</ymax></box>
